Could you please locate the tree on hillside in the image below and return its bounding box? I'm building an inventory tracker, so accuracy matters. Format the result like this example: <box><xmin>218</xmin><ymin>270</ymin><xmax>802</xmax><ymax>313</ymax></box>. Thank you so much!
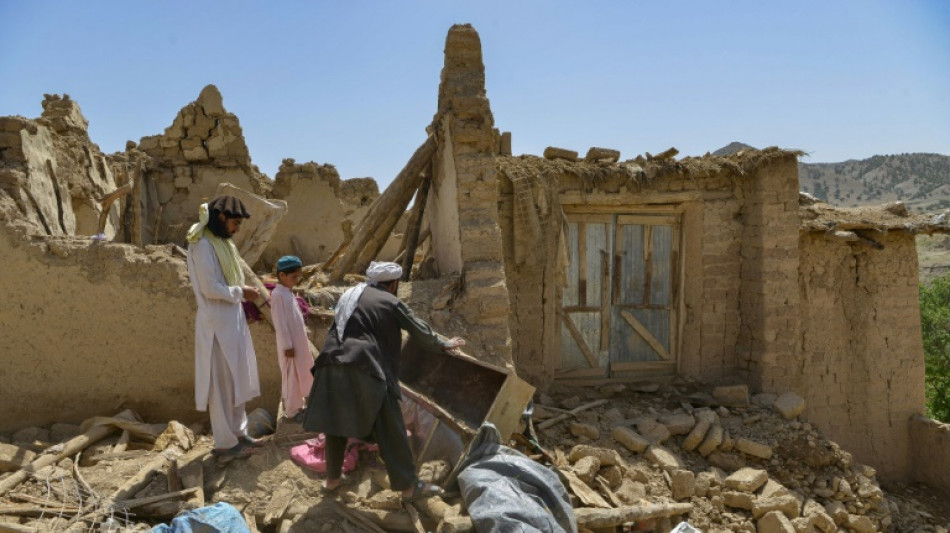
<box><xmin>919</xmin><ymin>273</ymin><xmax>950</xmax><ymax>422</ymax></box>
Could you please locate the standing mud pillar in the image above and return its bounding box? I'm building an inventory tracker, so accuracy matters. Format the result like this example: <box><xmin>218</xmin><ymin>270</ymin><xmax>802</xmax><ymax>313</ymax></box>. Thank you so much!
<box><xmin>425</xmin><ymin>24</ymin><xmax>513</xmax><ymax>368</ymax></box>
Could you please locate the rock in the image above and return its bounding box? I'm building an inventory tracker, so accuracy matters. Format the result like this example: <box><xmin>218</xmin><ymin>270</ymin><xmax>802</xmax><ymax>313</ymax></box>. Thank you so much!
<box><xmin>645</xmin><ymin>445</ymin><xmax>685</xmax><ymax>472</ymax></box>
<box><xmin>658</xmin><ymin>412</ymin><xmax>695</xmax><ymax>435</ymax></box>
<box><xmin>543</xmin><ymin>146</ymin><xmax>578</xmax><ymax>161</ymax></box>
<box><xmin>561</xmin><ymin>396</ymin><xmax>582</xmax><ymax>410</ymax></box>
<box><xmin>790</xmin><ymin>517</ymin><xmax>817</xmax><ymax>533</ymax></box>
<box><xmin>845</xmin><ymin>514</ymin><xmax>875</xmax><ymax>533</ymax></box>
<box><xmin>615</xmin><ymin>479</ymin><xmax>647</xmax><ymax>505</ymax></box>
<box><xmin>698</xmin><ymin>425</ymin><xmax>724</xmax><ymax>457</ymax></box>
<box><xmin>670</xmin><ymin>469</ymin><xmax>696</xmax><ymax>500</ymax></box>
<box><xmin>752</xmin><ymin>494</ymin><xmax>802</xmax><ymax>519</ymax></box>
<box><xmin>735</xmin><ymin>438</ymin><xmax>773</xmax><ymax>460</ymax></box>
<box><xmin>823</xmin><ymin>502</ymin><xmax>848</xmax><ymax>525</ymax></box>
<box><xmin>598</xmin><ymin>384</ymin><xmax>626</xmax><ymax>395</ymax></box>
<box><xmin>712</xmin><ymin>385</ymin><xmax>750</xmax><ymax>407</ymax></box>
<box><xmin>725</xmin><ymin>468</ymin><xmax>769</xmax><ymax>492</ymax></box>
<box><xmin>802</xmin><ymin>500</ymin><xmax>836</xmax><ymax>533</ymax></box>
<box><xmin>707</xmin><ymin>451</ymin><xmax>746</xmax><ymax>472</ymax></box>
<box><xmin>600</xmin><ymin>465</ymin><xmax>623</xmax><ymax>489</ymax></box>
<box><xmin>569</xmin><ymin>422</ymin><xmax>600</xmax><ymax>440</ymax></box>
<box><xmin>723</xmin><ymin>490</ymin><xmax>755</xmax><ymax>510</ymax></box>
<box><xmin>573</xmin><ymin>456</ymin><xmax>601</xmax><ymax>484</ymax></box>
<box><xmin>682</xmin><ymin>418</ymin><xmax>711</xmax><ymax>451</ymax></box>
<box><xmin>757</xmin><ymin>510</ymin><xmax>796</xmax><ymax>533</ymax></box>
<box><xmin>758</xmin><ymin>479</ymin><xmax>790</xmax><ymax>499</ymax></box>
<box><xmin>584</xmin><ymin>147</ymin><xmax>621</xmax><ymax>163</ymax></box>
<box><xmin>602</xmin><ymin>407</ymin><xmax>625</xmax><ymax>425</ymax></box>
<box><xmin>0</xmin><ymin>442</ymin><xmax>35</xmax><ymax>472</ymax></box>
<box><xmin>568</xmin><ymin>445</ymin><xmax>623</xmax><ymax>466</ymax></box>
<box><xmin>49</xmin><ymin>423</ymin><xmax>81</xmax><ymax>443</ymax></box>
<box><xmin>636</xmin><ymin>418</ymin><xmax>671</xmax><ymax>443</ymax></box>
<box><xmin>612</xmin><ymin>427</ymin><xmax>649</xmax><ymax>453</ymax></box>
<box><xmin>12</xmin><ymin>426</ymin><xmax>49</xmax><ymax>445</ymax></box>
<box><xmin>752</xmin><ymin>393</ymin><xmax>778</xmax><ymax>407</ymax></box>
<box><xmin>773</xmin><ymin>392</ymin><xmax>806</xmax><ymax>419</ymax></box>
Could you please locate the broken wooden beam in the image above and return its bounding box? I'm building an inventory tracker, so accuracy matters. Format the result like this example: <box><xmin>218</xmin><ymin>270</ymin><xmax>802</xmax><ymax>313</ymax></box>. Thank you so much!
<box><xmin>96</xmin><ymin>182</ymin><xmax>133</xmax><ymax>237</ymax></box>
<box><xmin>573</xmin><ymin>502</ymin><xmax>693</xmax><ymax>528</ymax></box>
<box><xmin>109</xmin><ymin>452</ymin><xmax>168</xmax><ymax>502</ymax></box>
<box><xmin>400</xmin><ymin>172</ymin><xmax>431</xmax><ymax>281</ymax></box>
<box><xmin>0</xmin><ymin>411</ymin><xmax>130</xmax><ymax>496</ymax></box>
<box><xmin>537</xmin><ymin>399</ymin><xmax>608</xmax><ymax>430</ymax></box>
<box><xmin>330</xmin><ymin>135</ymin><xmax>436</xmax><ymax>282</ymax></box>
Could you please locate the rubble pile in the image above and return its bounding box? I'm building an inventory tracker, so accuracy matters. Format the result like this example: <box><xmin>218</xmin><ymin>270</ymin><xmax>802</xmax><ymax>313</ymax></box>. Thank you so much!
<box><xmin>1</xmin><ymin>384</ymin><xmax>947</xmax><ymax>532</ymax></box>
<box><xmin>533</xmin><ymin>383</ymin><xmax>950</xmax><ymax>533</ymax></box>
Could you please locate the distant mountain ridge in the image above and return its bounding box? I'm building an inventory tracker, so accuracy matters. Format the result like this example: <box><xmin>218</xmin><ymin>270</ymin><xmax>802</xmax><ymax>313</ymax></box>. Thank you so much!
<box><xmin>712</xmin><ymin>143</ymin><xmax>950</xmax><ymax>213</ymax></box>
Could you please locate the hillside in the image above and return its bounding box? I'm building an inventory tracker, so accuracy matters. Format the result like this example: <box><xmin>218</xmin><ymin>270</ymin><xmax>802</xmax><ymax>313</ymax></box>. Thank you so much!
<box><xmin>712</xmin><ymin>144</ymin><xmax>950</xmax><ymax>214</ymax></box>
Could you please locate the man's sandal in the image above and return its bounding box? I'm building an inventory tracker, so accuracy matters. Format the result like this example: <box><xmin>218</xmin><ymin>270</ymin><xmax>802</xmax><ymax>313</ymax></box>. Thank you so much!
<box><xmin>211</xmin><ymin>441</ymin><xmax>254</xmax><ymax>459</ymax></box>
<box><xmin>401</xmin><ymin>480</ymin><xmax>445</xmax><ymax>503</ymax></box>
<box><xmin>241</xmin><ymin>435</ymin><xmax>265</xmax><ymax>447</ymax></box>
<box><xmin>320</xmin><ymin>475</ymin><xmax>348</xmax><ymax>495</ymax></box>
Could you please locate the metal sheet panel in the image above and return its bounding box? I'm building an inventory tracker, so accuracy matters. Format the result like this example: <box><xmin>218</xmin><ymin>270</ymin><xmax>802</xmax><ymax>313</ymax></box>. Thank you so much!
<box><xmin>618</xmin><ymin>224</ymin><xmax>644</xmax><ymax>305</ymax></box>
<box><xmin>651</xmin><ymin>225</ymin><xmax>672</xmax><ymax>306</ymax></box>
<box><xmin>563</xmin><ymin>222</ymin><xmax>578</xmax><ymax>306</ymax></box>
<box><xmin>585</xmin><ymin>223</ymin><xmax>609</xmax><ymax>307</ymax></box>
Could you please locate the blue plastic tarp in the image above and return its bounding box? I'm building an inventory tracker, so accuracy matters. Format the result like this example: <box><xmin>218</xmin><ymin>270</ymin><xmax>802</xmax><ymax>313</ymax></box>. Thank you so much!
<box><xmin>150</xmin><ymin>502</ymin><xmax>251</xmax><ymax>533</ymax></box>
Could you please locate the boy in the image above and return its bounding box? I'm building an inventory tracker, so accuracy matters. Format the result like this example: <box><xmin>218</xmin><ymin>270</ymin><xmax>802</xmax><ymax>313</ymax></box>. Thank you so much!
<box><xmin>271</xmin><ymin>255</ymin><xmax>314</xmax><ymax>420</ymax></box>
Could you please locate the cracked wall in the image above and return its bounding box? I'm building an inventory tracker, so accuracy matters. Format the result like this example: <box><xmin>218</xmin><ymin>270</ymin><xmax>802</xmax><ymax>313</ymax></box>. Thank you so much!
<box><xmin>798</xmin><ymin>231</ymin><xmax>925</xmax><ymax>479</ymax></box>
<box><xmin>0</xmin><ymin>211</ymin><xmax>282</xmax><ymax>431</ymax></box>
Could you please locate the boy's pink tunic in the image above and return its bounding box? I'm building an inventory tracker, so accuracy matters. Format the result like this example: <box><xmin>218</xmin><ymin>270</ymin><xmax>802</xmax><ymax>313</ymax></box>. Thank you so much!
<box><xmin>271</xmin><ymin>284</ymin><xmax>315</xmax><ymax>417</ymax></box>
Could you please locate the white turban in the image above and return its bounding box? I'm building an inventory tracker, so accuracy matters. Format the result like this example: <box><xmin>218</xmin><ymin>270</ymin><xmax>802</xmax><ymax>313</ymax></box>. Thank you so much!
<box><xmin>333</xmin><ymin>262</ymin><xmax>403</xmax><ymax>342</ymax></box>
<box><xmin>366</xmin><ymin>261</ymin><xmax>403</xmax><ymax>283</ymax></box>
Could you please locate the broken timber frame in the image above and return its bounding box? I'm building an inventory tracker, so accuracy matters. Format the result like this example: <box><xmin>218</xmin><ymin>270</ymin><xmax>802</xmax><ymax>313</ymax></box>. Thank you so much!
<box><xmin>329</xmin><ymin>135</ymin><xmax>436</xmax><ymax>282</ymax></box>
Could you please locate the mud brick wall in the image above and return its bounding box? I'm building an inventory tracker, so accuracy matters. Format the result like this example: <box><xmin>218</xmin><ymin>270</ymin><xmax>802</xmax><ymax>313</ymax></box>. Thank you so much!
<box><xmin>425</xmin><ymin>24</ymin><xmax>512</xmax><ymax>368</ymax></box>
<box><xmin>909</xmin><ymin>415</ymin><xmax>950</xmax><ymax>494</ymax></box>
<box><xmin>0</xmin><ymin>223</ymin><xmax>282</xmax><ymax>431</ymax></box>
<box><xmin>264</xmin><ymin>160</ymin><xmax>388</xmax><ymax>268</ymax></box>
<box><xmin>798</xmin><ymin>230</ymin><xmax>926</xmax><ymax>479</ymax></box>
<box><xmin>736</xmin><ymin>158</ymin><xmax>801</xmax><ymax>391</ymax></box>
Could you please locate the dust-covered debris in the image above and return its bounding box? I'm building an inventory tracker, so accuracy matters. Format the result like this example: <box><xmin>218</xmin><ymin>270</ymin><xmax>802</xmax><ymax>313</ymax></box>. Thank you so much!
<box><xmin>2</xmin><ymin>383</ymin><xmax>948</xmax><ymax>532</ymax></box>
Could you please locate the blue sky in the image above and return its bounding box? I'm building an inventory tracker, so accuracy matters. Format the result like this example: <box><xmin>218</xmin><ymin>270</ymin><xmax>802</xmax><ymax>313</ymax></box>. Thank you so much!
<box><xmin>1</xmin><ymin>1</ymin><xmax>948</xmax><ymax>188</ymax></box>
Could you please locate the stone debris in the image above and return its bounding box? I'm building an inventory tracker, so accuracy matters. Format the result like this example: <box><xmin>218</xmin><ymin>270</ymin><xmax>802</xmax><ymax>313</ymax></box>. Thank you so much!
<box><xmin>773</xmin><ymin>392</ymin><xmax>806</xmax><ymax>420</ymax></box>
<box><xmin>584</xmin><ymin>147</ymin><xmax>621</xmax><ymax>163</ymax></box>
<box><xmin>543</xmin><ymin>146</ymin><xmax>579</xmax><ymax>161</ymax></box>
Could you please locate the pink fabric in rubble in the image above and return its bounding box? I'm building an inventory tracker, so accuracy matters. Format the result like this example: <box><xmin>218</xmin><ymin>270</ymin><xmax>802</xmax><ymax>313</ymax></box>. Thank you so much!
<box><xmin>290</xmin><ymin>433</ymin><xmax>379</xmax><ymax>474</ymax></box>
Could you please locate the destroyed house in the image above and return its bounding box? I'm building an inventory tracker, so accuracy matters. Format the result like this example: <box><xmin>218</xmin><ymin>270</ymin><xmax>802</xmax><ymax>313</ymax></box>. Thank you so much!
<box><xmin>1</xmin><ymin>22</ymin><xmax>949</xmax><ymax>494</ymax></box>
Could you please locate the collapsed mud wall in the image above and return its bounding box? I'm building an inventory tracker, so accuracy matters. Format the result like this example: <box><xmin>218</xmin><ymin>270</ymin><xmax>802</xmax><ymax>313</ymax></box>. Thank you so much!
<box><xmin>0</xmin><ymin>213</ymin><xmax>282</xmax><ymax>431</ymax></box>
<box><xmin>798</xmin><ymin>230</ymin><xmax>926</xmax><ymax>479</ymax></box>
<box><xmin>131</xmin><ymin>85</ymin><xmax>269</xmax><ymax>246</ymax></box>
<box><xmin>0</xmin><ymin>95</ymin><xmax>120</xmax><ymax>239</ymax></box>
<box><xmin>413</xmin><ymin>24</ymin><xmax>513</xmax><ymax>368</ymax></box>
<box><xmin>263</xmin><ymin>160</ymin><xmax>395</xmax><ymax>268</ymax></box>
<box><xmin>909</xmin><ymin>415</ymin><xmax>950</xmax><ymax>494</ymax></box>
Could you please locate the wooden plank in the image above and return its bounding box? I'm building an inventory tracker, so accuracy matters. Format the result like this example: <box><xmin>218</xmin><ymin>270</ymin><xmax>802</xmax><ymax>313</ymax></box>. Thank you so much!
<box><xmin>560</xmin><ymin>191</ymin><xmax>704</xmax><ymax>207</ymax></box>
<box><xmin>329</xmin><ymin>135</ymin><xmax>435</xmax><ymax>281</ymax></box>
<box><xmin>483</xmin><ymin>374</ymin><xmax>536</xmax><ymax>443</ymax></box>
<box><xmin>620</xmin><ymin>310</ymin><xmax>670</xmax><ymax>360</ymax></box>
<box><xmin>562</xmin><ymin>314</ymin><xmax>599</xmax><ymax>368</ymax></box>
<box><xmin>555</xmin><ymin>367</ymin><xmax>610</xmax><ymax>379</ymax></box>
<box><xmin>600</xmin><ymin>249</ymin><xmax>610</xmax><ymax>351</ymax></box>
<box><xmin>616</xmin><ymin>214</ymin><xmax>679</xmax><ymax>225</ymax></box>
<box><xmin>642</xmin><ymin>225</ymin><xmax>653</xmax><ymax>305</ymax></box>
<box><xmin>610</xmin><ymin>361</ymin><xmax>676</xmax><ymax>372</ymax></box>
<box><xmin>578</xmin><ymin>221</ymin><xmax>587</xmax><ymax>305</ymax></box>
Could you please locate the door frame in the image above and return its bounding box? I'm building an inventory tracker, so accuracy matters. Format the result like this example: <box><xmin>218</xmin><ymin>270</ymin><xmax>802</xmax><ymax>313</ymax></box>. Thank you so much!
<box><xmin>557</xmin><ymin>204</ymin><xmax>685</xmax><ymax>381</ymax></box>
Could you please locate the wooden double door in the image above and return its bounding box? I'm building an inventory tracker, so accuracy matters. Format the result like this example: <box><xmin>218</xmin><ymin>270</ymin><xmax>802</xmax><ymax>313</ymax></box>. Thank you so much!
<box><xmin>559</xmin><ymin>209</ymin><xmax>681</xmax><ymax>379</ymax></box>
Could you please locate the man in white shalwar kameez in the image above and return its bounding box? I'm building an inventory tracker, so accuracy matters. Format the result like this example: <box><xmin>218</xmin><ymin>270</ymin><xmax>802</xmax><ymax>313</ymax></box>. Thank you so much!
<box><xmin>186</xmin><ymin>195</ymin><xmax>262</xmax><ymax>457</ymax></box>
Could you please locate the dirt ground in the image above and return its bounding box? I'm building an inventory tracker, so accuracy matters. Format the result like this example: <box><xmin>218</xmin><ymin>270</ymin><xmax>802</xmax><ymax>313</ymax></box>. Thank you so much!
<box><xmin>2</xmin><ymin>382</ymin><xmax>949</xmax><ymax>532</ymax></box>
